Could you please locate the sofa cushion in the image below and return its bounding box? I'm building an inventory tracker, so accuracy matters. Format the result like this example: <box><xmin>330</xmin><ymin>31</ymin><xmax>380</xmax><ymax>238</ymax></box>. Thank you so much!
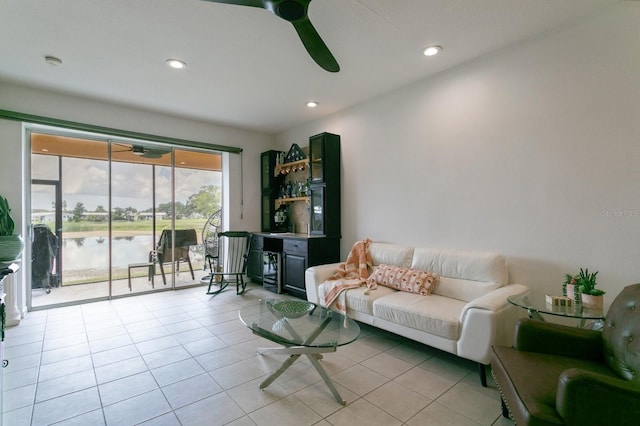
<box><xmin>411</xmin><ymin>248</ymin><xmax>507</xmax><ymax>301</ymax></box>
<box><xmin>344</xmin><ymin>285</ymin><xmax>397</xmax><ymax>315</ymax></box>
<box><xmin>317</xmin><ymin>280</ymin><xmax>396</xmax><ymax>314</ymax></box>
<box><xmin>434</xmin><ymin>277</ymin><xmax>503</xmax><ymax>302</ymax></box>
<box><xmin>373</xmin><ymin>292</ymin><xmax>466</xmax><ymax>340</ymax></box>
<box><xmin>367</xmin><ymin>264</ymin><xmax>438</xmax><ymax>296</ymax></box>
<box><xmin>368</xmin><ymin>243</ymin><xmax>414</xmax><ymax>268</ymax></box>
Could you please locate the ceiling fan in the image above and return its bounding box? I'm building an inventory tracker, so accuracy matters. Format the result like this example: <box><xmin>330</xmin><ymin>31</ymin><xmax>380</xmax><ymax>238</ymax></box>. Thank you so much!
<box><xmin>201</xmin><ymin>0</ymin><xmax>340</xmax><ymax>72</ymax></box>
<box><xmin>112</xmin><ymin>144</ymin><xmax>171</xmax><ymax>159</ymax></box>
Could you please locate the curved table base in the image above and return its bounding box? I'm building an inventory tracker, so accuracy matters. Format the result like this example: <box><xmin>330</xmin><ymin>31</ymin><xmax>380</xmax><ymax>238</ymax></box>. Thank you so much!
<box><xmin>257</xmin><ymin>345</ymin><xmax>346</xmax><ymax>405</ymax></box>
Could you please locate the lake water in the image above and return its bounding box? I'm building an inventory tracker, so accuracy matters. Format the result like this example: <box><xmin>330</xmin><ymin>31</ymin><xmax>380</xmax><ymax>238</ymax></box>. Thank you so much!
<box><xmin>62</xmin><ymin>235</ymin><xmax>203</xmax><ymax>272</ymax></box>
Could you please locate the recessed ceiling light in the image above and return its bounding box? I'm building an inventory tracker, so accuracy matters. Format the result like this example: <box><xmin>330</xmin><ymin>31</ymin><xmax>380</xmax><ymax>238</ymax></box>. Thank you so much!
<box><xmin>422</xmin><ymin>46</ymin><xmax>442</xmax><ymax>57</ymax></box>
<box><xmin>306</xmin><ymin>101</ymin><xmax>318</xmax><ymax>108</ymax></box>
<box><xmin>166</xmin><ymin>59</ymin><xmax>186</xmax><ymax>69</ymax></box>
<box><xmin>45</xmin><ymin>55</ymin><xmax>63</xmax><ymax>66</ymax></box>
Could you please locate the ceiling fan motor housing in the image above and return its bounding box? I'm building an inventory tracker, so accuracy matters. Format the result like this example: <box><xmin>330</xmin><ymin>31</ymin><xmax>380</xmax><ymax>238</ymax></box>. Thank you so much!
<box><xmin>132</xmin><ymin>145</ymin><xmax>146</xmax><ymax>155</ymax></box>
<box><xmin>267</xmin><ymin>0</ymin><xmax>307</xmax><ymax>22</ymax></box>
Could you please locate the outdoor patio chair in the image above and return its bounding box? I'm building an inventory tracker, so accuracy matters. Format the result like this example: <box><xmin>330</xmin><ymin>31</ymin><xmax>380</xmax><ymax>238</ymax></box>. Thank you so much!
<box><xmin>206</xmin><ymin>231</ymin><xmax>250</xmax><ymax>295</ymax></box>
<box><xmin>127</xmin><ymin>251</ymin><xmax>156</xmax><ymax>291</ymax></box>
<box><xmin>127</xmin><ymin>229</ymin><xmax>198</xmax><ymax>290</ymax></box>
<box><xmin>200</xmin><ymin>209</ymin><xmax>222</xmax><ymax>284</ymax></box>
<box><xmin>153</xmin><ymin>228</ymin><xmax>198</xmax><ymax>285</ymax></box>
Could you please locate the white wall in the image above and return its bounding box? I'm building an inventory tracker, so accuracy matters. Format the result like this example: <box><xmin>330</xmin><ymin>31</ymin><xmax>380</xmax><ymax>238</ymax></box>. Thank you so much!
<box><xmin>0</xmin><ymin>83</ymin><xmax>273</xmax><ymax>314</ymax></box>
<box><xmin>0</xmin><ymin>83</ymin><xmax>273</xmax><ymax>228</ymax></box>
<box><xmin>276</xmin><ymin>2</ymin><xmax>640</xmax><ymax>308</ymax></box>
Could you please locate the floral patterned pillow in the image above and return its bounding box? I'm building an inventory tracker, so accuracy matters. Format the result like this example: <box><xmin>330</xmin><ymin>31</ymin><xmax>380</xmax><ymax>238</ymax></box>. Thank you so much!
<box><xmin>366</xmin><ymin>264</ymin><xmax>439</xmax><ymax>296</ymax></box>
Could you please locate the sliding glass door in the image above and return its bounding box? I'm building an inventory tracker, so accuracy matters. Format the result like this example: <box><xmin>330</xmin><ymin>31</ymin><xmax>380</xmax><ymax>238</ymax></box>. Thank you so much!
<box><xmin>173</xmin><ymin>149</ymin><xmax>223</xmax><ymax>288</ymax></box>
<box><xmin>29</xmin><ymin>131</ymin><xmax>223</xmax><ymax>308</ymax></box>
<box><xmin>110</xmin><ymin>142</ymin><xmax>171</xmax><ymax>295</ymax></box>
<box><xmin>31</xmin><ymin>135</ymin><xmax>111</xmax><ymax>306</ymax></box>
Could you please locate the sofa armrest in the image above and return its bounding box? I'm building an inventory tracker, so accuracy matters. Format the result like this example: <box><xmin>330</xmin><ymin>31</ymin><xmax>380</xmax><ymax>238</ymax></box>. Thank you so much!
<box><xmin>514</xmin><ymin>319</ymin><xmax>603</xmax><ymax>361</ymax></box>
<box><xmin>461</xmin><ymin>284</ymin><xmax>530</xmax><ymax>314</ymax></box>
<box><xmin>457</xmin><ymin>284</ymin><xmax>529</xmax><ymax>364</ymax></box>
<box><xmin>305</xmin><ymin>262</ymin><xmax>341</xmax><ymax>304</ymax></box>
<box><xmin>556</xmin><ymin>368</ymin><xmax>640</xmax><ymax>424</ymax></box>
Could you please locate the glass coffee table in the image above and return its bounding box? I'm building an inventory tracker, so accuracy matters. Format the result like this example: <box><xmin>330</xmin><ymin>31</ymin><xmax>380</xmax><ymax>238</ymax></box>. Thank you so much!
<box><xmin>508</xmin><ymin>293</ymin><xmax>605</xmax><ymax>329</ymax></box>
<box><xmin>239</xmin><ymin>299</ymin><xmax>360</xmax><ymax>405</ymax></box>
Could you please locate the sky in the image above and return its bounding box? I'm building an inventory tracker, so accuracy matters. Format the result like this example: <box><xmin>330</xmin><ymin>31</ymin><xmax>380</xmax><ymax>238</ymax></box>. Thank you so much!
<box><xmin>31</xmin><ymin>154</ymin><xmax>222</xmax><ymax>212</ymax></box>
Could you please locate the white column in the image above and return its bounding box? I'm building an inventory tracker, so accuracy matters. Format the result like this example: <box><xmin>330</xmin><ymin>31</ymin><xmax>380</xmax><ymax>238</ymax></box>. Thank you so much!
<box><xmin>3</xmin><ymin>263</ymin><xmax>21</xmax><ymax>327</ymax></box>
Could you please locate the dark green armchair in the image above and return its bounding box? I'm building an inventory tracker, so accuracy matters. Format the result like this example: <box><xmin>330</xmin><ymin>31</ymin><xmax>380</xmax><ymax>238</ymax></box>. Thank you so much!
<box><xmin>491</xmin><ymin>283</ymin><xmax>640</xmax><ymax>425</ymax></box>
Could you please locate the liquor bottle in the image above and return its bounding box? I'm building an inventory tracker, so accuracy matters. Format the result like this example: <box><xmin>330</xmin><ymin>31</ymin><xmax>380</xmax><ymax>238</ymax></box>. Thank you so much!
<box><xmin>305</xmin><ymin>178</ymin><xmax>311</xmax><ymax>197</ymax></box>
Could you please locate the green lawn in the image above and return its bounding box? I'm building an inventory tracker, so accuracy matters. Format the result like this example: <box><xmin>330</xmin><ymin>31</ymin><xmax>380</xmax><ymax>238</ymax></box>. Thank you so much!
<box><xmin>37</xmin><ymin>219</ymin><xmax>208</xmax><ymax>235</ymax></box>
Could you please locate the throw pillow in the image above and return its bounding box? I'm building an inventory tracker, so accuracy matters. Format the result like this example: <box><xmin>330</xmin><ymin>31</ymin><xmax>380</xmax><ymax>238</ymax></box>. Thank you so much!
<box><xmin>366</xmin><ymin>264</ymin><xmax>438</xmax><ymax>296</ymax></box>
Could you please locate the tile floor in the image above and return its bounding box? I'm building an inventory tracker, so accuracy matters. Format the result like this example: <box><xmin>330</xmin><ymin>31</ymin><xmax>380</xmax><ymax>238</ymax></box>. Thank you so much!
<box><xmin>3</xmin><ymin>283</ymin><xmax>515</xmax><ymax>426</ymax></box>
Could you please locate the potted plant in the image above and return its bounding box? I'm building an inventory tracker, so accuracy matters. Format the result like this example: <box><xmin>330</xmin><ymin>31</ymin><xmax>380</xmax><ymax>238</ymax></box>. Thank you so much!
<box><xmin>564</xmin><ymin>268</ymin><xmax>605</xmax><ymax>309</ymax></box>
<box><xmin>563</xmin><ymin>273</ymin><xmax>576</xmax><ymax>298</ymax></box>
<box><xmin>0</xmin><ymin>195</ymin><xmax>24</xmax><ymax>262</ymax></box>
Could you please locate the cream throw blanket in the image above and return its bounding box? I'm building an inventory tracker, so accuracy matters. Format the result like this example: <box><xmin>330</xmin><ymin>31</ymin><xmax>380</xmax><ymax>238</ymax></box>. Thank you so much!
<box><xmin>322</xmin><ymin>238</ymin><xmax>372</xmax><ymax>316</ymax></box>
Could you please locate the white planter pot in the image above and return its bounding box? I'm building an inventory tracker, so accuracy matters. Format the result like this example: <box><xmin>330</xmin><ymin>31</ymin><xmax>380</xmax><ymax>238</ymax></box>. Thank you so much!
<box><xmin>581</xmin><ymin>294</ymin><xmax>604</xmax><ymax>310</ymax></box>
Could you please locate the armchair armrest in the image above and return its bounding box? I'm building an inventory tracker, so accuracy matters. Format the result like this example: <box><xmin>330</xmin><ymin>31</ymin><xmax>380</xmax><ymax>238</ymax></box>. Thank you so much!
<box><xmin>557</xmin><ymin>368</ymin><xmax>640</xmax><ymax>425</ymax></box>
<box><xmin>514</xmin><ymin>319</ymin><xmax>603</xmax><ymax>361</ymax></box>
<box><xmin>305</xmin><ymin>262</ymin><xmax>341</xmax><ymax>304</ymax></box>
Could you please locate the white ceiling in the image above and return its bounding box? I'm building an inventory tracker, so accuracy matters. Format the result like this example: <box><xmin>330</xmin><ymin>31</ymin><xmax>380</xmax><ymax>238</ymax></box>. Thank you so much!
<box><xmin>0</xmin><ymin>0</ymin><xmax>623</xmax><ymax>134</ymax></box>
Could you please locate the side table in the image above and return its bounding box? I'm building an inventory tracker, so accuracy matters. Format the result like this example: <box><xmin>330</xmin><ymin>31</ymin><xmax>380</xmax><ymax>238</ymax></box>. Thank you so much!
<box><xmin>508</xmin><ymin>292</ymin><xmax>605</xmax><ymax>329</ymax></box>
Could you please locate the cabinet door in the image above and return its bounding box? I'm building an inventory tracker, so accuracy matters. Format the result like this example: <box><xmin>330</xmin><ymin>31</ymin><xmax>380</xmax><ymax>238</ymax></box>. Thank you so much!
<box><xmin>261</xmin><ymin>195</ymin><xmax>272</xmax><ymax>233</ymax></box>
<box><xmin>260</xmin><ymin>151</ymin><xmax>284</xmax><ymax>232</ymax></box>
<box><xmin>246</xmin><ymin>235</ymin><xmax>264</xmax><ymax>281</ymax></box>
<box><xmin>284</xmin><ymin>253</ymin><xmax>307</xmax><ymax>296</ymax></box>
<box><xmin>309</xmin><ymin>135</ymin><xmax>325</xmax><ymax>183</ymax></box>
<box><xmin>246</xmin><ymin>247</ymin><xmax>263</xmax><ymax>282</ymax></box>
<box><xmin>261</xmin><ymin>151</ymin><xmax>282</xmax><ymax>191</ymax></box>
<box><xmin>261</xmin><ymin>152</ymin><xmax>271</xmax><ymax>192</ymax></box>
<box><xmin>309</xmin><ymin>185</ymin><xmax>325</xmax><ymax>235</ymax></box>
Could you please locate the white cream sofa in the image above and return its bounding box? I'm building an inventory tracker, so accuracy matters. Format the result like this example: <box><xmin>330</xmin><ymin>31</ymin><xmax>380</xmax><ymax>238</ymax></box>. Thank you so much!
<box><xmin>305</xmin><ymin>242</ymin><xmax>529</xmax><ymax>386</ymax></box>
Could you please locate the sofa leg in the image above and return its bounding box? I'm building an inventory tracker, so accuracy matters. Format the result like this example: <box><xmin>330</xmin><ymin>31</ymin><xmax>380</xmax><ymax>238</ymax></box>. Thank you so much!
<box><xmin>478</xmin><ymin>363</ymin><xmax>487</xmax><ymax>387</ymax></box>
<box><xmin>501</xmin><ymin>397</ymin><xmax>510</xmax><ymax>418</ymax></box>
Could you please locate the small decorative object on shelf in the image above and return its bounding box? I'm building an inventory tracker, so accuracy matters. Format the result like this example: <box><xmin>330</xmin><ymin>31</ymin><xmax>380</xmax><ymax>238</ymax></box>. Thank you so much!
<box><xmin>273</xmin><ymin>205</ymin><xmax>289</xmax><ymax>232</ymax></box>
<box><xmin>285</xmin><ymin>143</ymin><xmax>306</xmax><ymax>163</ymax></box>
<box><xmin>545</xmin><ymin>294</ymin><xmax>573</xmax><ymax>308</ymax></box>
<box><xmin>275</xmin><ymin>158</ymin><xmax>308</xmax><ymax>176</ymax></box>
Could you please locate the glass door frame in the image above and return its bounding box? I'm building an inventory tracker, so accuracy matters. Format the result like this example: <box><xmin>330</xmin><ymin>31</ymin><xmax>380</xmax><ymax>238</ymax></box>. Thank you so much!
<box><xmin>26</xmin><ymin>125</ymin><xmax>224</xmax><ymax>310</ymax></box>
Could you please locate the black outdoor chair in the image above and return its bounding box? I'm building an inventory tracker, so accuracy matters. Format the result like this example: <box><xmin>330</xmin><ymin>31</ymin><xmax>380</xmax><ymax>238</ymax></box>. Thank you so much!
<box><xmin>31</xmin><ymin>224</ymin><xmax>59</xmax><ymax>293</ymax></box>
<box><xmin>153</xmin><ymin>229</ymin><xmax>198</xmax><ymax>285</ymax></box>
<box><xmin>127</xmin><ymin>229</ymin><xmax>198</xmax><ymax>290</ymax></box>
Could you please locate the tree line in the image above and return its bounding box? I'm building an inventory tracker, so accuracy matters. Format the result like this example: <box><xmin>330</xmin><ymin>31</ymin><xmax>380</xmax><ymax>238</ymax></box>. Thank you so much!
<box><xmin>66</xmin><ymin>185</ymin><xmax>221</xmax><ymax>221</ymax></box>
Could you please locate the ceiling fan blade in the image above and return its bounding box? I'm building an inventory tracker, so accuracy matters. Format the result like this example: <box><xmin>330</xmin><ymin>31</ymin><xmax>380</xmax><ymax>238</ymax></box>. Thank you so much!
<box><xmin>200</xmin><ymin>0</ymin><xmax>263</xmax><ymax>8</ymax></box>
<box><xmin>201</xmin><ymin>0</ymin><xmax>339</xmax><ymax>72</ymax></box>
<box><xmin>292</xmin><ymin>18</ymin><xmax>339</xmax><ymax>72</ymax></box>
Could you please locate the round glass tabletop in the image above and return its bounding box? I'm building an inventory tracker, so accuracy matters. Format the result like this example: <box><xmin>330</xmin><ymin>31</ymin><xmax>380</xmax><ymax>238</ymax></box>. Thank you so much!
<box><xmin>239</xmin><ymin>299</ymin><xmax>360</xmax><ymax>348</ymax></box>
